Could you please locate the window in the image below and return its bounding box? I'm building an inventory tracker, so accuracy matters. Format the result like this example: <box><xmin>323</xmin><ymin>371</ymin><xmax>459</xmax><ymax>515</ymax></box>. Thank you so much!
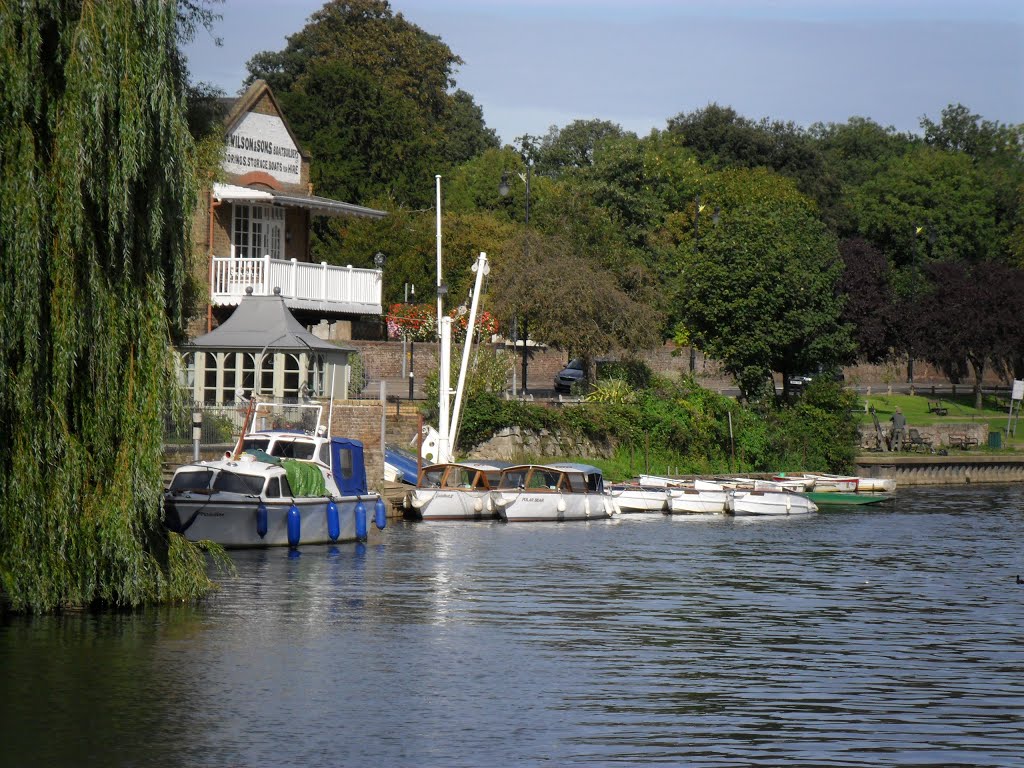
<box><xmin>169</xmin><ymin>468</ymin><xmax>215</xmax><ymax>493</ymax></box>
<box><xmin>233</xmin><ymin>203</ymin><xmax>284</xmax><ymax>259</ymax></box>
<box><xmin>213</xmin><ymin>472</ymin><xmax>265</xmax><ymax>495</ymax></box>
<box><xmin>266</xmin><ymin>477</ymin><xmax>282</xmax><ymax>498</ymax></box>
<box><xmin>283</xmin><ymin>353</ymin><xmax>300</xmax><ymax>401</ymax></box>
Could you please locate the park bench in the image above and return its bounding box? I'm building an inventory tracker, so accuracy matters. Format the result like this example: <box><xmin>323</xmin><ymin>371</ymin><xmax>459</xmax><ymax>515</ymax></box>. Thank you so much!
<box><xmin>948</xmin><ymin>434</ymin><xmax>979</xmax><ymax>449</ymax></box>
<box><xmin>927</xmin><ymin>400</ymin><xmax>948</xmax><ymax>415</ymax></box>
<box><xmin>906</xmin><ymin>428</ymin><xmax>933</xmax><ymax>452</ymax></box>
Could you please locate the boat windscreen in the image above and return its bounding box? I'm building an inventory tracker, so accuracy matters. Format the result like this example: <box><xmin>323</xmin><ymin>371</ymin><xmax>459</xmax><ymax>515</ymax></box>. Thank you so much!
<box><xmin>445</xmin><ymin>467</ymin><xmax>476</xmax><ymax>489</ymax></box>
<box><xmin>420</xmin><ymin>468</ymin><xmax>444</xmax><ymax>487</ymax></box>
<box><xmin>241</xmin><ymin>437</ymin><xmax>270</xmax><ymax>452</ymax></box>
<box><xmin>270</xmin><ymin>439</ymin><xmax>316</xmax><ymax>460</ymax></box>
<box><xmin>212</xmin><ymin>471</ymin><xmax>266</xmax><ymax>495</ymax></box>
<box><xmin>169</xmin><ymin>468</ymin><xmax>216</xmax><ymax>493</ymax></box>
<box><xmin>498</xmin><ymin>469</ymin><xmax>528</xmax><ymax>489</ymax></box>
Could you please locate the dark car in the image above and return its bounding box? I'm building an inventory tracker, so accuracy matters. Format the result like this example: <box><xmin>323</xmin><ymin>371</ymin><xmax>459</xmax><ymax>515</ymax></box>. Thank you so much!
<box><xmin>554</xmin><ymin>358</ymin><xmax>585</xmax><ymax>393</ymax></box>
<box><xmin>788</xmin><ymin>367</ymin><xmax>845</xmax><ymax>391</ymax></box>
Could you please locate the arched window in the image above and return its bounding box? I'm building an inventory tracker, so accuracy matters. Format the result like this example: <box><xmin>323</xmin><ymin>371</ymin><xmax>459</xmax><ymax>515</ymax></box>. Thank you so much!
<box><xmin>238</xmin><ymin>353</ymin><xmax>255</xmax><ymax>401</ymax></box>
<box><xmin>203</xmin><ymin>352</ymin><xmax>218</xmax><ymax>405</ymax></box>
<box><xmin>283</xmin><ymin>353</ymin><xmax>301</xmax><ymax>401</ymax></box>
<box><xmin>259</xmin><ymin>353</ymin><xmax>275</xmax><ymax>397</ymax></box>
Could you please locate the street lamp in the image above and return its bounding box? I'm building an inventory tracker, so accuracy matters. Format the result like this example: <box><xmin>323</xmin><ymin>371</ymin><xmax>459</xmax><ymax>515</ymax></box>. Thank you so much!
<box><xmin>690</xmin><ymin>196</ymin><xmax>720</xmax><ymax>372</ymax></box>
<box><xmin>500</xmin><ymin>162</ymin><xmax>532</xmax><ymax>396</ymax></box>
<box><xmin>403</xmin><ymin>282</ymin><xmax>415</xmax><ymax>399</ymax></box>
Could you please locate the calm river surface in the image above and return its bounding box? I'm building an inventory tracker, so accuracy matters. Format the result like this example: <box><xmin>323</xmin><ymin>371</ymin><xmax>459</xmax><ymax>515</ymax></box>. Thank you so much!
<box><xmin>2</xmin><ymin>484</ymin><xmax>1023</xmax><ymax>767</ymax></box>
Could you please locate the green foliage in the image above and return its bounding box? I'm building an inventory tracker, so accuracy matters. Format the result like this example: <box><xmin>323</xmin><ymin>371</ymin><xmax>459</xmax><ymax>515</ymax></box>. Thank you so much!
<box><xmin>455</xmin><ymin>375</ymin><xmax>858</xmax><ymax>478</ymax></box>
<box><xmin>677</xmin><ymin>168</ymin><xmax>854</xmax><ymax>399</ymax></box>
<box><xmin>598</xmin><ymin>358</ymin><xmax>654</xmax><ymax>390</ymax></box>
<box><xmin>246</xmin><ymin>0</ymin><xmax>496</xmax><ymax>208</ymax></box>
<box><xmin>583</xmin><ymin>379</ymin><xmax>636</xmax><ymax>404</ymax></box>
<box><xmin>0</xmin><ymin>0</ymin><xmax>215</xmax><ymax>612</ymax></box>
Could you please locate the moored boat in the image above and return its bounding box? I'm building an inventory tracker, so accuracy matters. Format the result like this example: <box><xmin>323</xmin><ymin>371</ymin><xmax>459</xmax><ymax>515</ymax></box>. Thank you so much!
<box><xmin>406</xmin><ymin>461</ymin><xmax>507</xmax><ymax>521</ymax></box>
<box><xmin>726</xmin><ymin>487</ymin><xmax>818</xmax><ymax>516</ymax></box>
<box><xmin>493</xmin><ymin>463</ymin><xmax>616</xmax><ymax>522</ymax></box>
<box><xmin>164</xmin><ymin>400</ymin><xmax>384</xmax><ymax>547</ymax></box>
<box><xmin>665</xmin><ymin>479</ymin><xmax>729</xmax><ymax>514</ymax></box>
<box><xmin>802</xmin><ymin>491</ymin><xmax>893</xmax><ymax>506</ymax></box>
<box><xmin>164</xmin><ymin>436</ymin><xmax>384</xmax><ymax>547</ymax></box>
<box><xmin>608</xmin><ymin>483</ymin><xmax>670</xmax><ymax>513</ymax></box>
<box><xmin>853</xmin><ymin>477</ymin><xmax>897</xmax><ymax>493</ymax></box>
<box><xmin>777</xmin><ymin>473</ymin><xmax>859</xmax><ymax>493</ymax></box>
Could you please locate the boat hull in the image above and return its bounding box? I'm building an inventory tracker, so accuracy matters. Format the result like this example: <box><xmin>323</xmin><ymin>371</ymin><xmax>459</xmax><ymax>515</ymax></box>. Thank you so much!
<box><xmin>609</xmin><ymin>486</ymin><xmax>669</xmax><ymax>513</ymax></box>
<box><xmin>494</xmin><ymin>491</ymin><xmax>614</xmax><ymax>522</ymax></box>
<box><xmin>726</xmin><ymin>490</ymin><xmax>817</xmax><ymax>516</ymax></box>
<box><xmin>164</xmin><ymin>494</ymin><xmax>380</xmax><ymax>547</ymax></box>
<box><xmin>802</xmin><ymin>491</ymin><xmax>892</xmax><ymax>506</ymax></box>
<box><xmin>407</xmin><ymin>488</ymin><xmax>497</xmax><ymax>521</ymax></box>
<box><xmin>666</xmin><ymin>486</ymin><xmax>727</xmax><ymax>514</ymax></box>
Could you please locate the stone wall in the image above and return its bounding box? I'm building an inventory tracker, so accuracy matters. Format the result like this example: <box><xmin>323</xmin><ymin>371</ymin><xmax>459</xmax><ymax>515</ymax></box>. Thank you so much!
<box><xmin>466</xmin><ymin>426</ymin><xmax>616</xmax><ymax>463</ymax></box>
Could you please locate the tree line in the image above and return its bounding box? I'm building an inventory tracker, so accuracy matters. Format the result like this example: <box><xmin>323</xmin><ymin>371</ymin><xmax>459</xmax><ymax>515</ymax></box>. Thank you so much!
<box><xmin>206</xmin><ymin>0</ymin><xmax>1023</xmax><ymax>407</ymax></box>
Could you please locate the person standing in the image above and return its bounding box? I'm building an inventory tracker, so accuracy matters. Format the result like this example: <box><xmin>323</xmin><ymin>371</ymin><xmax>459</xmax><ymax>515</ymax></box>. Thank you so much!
<box><xmin>890</xmin><ymin>407</ymin><xmax>907</xmax><ymax>451</ymax></box>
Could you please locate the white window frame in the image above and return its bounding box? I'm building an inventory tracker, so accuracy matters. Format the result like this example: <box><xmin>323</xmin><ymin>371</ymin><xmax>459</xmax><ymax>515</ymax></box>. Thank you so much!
<box><xmin>233</xmin><ymin>203</ymin><xmax>285</xmax><ymax>259</ymax></box>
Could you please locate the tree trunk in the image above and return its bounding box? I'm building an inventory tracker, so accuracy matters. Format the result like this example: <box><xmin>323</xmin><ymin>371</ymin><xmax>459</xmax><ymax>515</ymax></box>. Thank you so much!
<box><xmin>971</xmin><ymin>358</ymin><xmax>985</xmax><ymax>410</ymax></box>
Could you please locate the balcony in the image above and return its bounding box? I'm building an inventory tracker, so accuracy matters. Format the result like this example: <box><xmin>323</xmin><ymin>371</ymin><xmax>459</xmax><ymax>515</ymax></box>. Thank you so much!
<box><xmin>211</xmin><ymin>256</ymin><xmax>382</xmax><ymax>316</ymax></box>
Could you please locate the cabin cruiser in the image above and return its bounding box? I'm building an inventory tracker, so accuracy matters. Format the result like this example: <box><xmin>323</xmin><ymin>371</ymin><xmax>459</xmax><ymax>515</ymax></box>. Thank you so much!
<box><xmin>405</xmin><ymin>461</ymin><xmax>508</xmax><ymax>521</ymax></box>
<box><xmin>492</xmin><ymin>463</ymin><xmax>616</xmax><ymax>522</ymax></box>
<box><xmin>164</xmin><ymin>402</ymin><xmax>385</xmax><ymax>547</ymax></box>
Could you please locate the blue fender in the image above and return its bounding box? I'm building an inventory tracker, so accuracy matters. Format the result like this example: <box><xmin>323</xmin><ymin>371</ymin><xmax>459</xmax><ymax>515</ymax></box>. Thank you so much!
<box><xmin>355</xmin><ymin>500</ymin><xmax>367</xmax><ymax>542</ymax></box>
<box><xmin>374</xmin><ymin>497</ymin><xmax>387</xmax><ymax>530</ymax></box>
<box><xmin>326</xmin><ymin>500</ymin><xmax>340</xmax><ymax>541</ymax></box>
<box><xmin>256</xmin><ymin>502</ymin><xmax>268</xmax><ymax>539</ymax></box>
<box><xmin>287</xmin><ymin>503</ymin><xmax>301</xmax><ymax>548</ymax></box>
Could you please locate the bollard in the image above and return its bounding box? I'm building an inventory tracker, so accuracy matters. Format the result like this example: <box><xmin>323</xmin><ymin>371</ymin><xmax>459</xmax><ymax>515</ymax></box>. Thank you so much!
<box><xmin>192</xmin><ymin>408</ymin><xmax>202</xmax><ymax>461</ymax></box>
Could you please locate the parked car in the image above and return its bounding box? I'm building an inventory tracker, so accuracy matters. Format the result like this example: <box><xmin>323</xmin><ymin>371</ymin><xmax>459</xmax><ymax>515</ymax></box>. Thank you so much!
<box><xmin>787</xmin><ymin>367</ymin><xmax>845</xmax><ymax>391</ymax></box>
<box><xmin>554</xmin><ymin>359</ymin><xmax>585</xmax><ymax>393</ymax></box>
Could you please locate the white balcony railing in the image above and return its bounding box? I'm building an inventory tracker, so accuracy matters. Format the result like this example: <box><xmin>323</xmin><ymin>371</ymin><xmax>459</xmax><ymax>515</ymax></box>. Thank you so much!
<box><xmin>210</xmin><ymin>256</ymin><xmax>383</xmax><ymax>314</ymax></box>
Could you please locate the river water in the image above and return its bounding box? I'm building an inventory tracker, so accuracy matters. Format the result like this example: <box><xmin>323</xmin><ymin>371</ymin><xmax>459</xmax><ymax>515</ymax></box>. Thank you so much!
<box><xmin>2</xmin><ymin>484</ymin><xmax>1023</xmax><ymax>767</ymax></box>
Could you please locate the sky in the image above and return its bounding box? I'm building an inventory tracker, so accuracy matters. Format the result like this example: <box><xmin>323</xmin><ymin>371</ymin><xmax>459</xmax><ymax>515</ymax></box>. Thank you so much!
<box><xmin>185</xmin><ymin>0</ymin><xmax>1024</xmax><ymax>144</ymax></box>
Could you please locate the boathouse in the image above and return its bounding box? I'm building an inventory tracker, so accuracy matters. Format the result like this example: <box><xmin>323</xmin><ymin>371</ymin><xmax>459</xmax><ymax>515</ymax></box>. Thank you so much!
<box><xmin>194</xmin><ymin>78</ymin><xmax>386</xmax><ymax>339</ymax></box>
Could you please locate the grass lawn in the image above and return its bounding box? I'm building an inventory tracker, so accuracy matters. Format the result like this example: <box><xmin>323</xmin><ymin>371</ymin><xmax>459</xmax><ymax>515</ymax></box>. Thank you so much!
<box><xmin>855</xmin><ymin>390</ymin><xmax>1023</xmax><ymax>450</ymax></box>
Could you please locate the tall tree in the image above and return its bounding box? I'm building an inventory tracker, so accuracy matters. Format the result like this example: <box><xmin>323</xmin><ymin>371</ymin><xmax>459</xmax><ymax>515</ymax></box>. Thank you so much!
<box><xmin>676</xmin><ymin>168</ymin><xmax>853</xmax><ymax>400</ymax></box>
<box><xmin>914</xmin><ymin>261</ymin><xmax>1024</xmax><ymax>409</ymax></box>
<box><xmin>246</xmin><ymin>0</ymin><xmax>496</xmax><ymax>207</ymax></box>
<box><xmin>534</xmin><ymin>119</ymin><xmax>631</xmax><ymax>177</ymax></box>
<box><xmin>0</xmin><ymin>0</ymin><xmax>216</xmax><ymax>611</ymax></box>
<box><xmin>667</xmin><ymin>103</ymin><xmax>842</xmax><ymax>229</ymax></box>
<box><xmin>836</xmin><ymin>238</ymin><xmax>899</xmax><ymax>363</ymax></box>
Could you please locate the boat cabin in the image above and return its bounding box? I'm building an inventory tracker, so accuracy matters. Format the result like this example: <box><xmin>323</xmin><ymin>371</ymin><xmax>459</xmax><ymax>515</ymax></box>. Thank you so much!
<box><xmin>497</xmin><ymin>464</ymin><xmax>605</xmax><ymax>494</ymax></box>
<box><xmin>418</xmin><ymin>462</ymin><xmax>505</xmax><ymax>490</ymax></box>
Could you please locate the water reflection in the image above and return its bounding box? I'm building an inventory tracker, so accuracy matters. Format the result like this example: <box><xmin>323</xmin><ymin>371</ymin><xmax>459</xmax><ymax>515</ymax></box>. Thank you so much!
<box><xmin>2</xmin><ymin>485</ymin><xmax>1023</xmax><ymax>766</ymax></box>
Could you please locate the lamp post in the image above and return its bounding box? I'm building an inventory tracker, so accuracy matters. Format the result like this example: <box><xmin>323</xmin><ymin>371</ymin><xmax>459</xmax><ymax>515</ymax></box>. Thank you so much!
<box><xmin>404</xmin><ymin>282</ymin><xmax>415</xmax><ymax>399</ymax></box>
<box><xmin>691</xmin><ymin>196</ymin><xmax>720</xmax><ymax>372</ymax></box>
<box><xmin>500</xmin><ymin>161</ymin><xmax>532</xmax><ymax>396</ymax></box>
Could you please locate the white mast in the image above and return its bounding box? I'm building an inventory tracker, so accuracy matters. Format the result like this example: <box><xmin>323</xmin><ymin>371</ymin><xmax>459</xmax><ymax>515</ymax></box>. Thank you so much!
<box><xmin>435</xmin><ymin>174</ymin><xmax>443</xmax><ymax>329</ymax></box>
<box><xmin>449</xmin><ymin>252</ymin><xmax>489</xmax><ymax>452</ymax></box>
<box><xmin>437</xmin><ymin>316</ymin><xmax>453</xmax><ymax>463</ymax></box>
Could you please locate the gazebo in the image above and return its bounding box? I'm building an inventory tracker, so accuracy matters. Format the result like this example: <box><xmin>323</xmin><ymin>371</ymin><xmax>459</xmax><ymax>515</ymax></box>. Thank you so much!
<box><xmin>178</xmin><ymin>290</ymin><xmax>355</xmax><ymax>406</ymax></box>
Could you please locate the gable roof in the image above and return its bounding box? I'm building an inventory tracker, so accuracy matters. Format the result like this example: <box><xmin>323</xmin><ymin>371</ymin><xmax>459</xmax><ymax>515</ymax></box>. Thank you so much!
<box><xmin>185</xmin><ymin>294</ymin><xmax>354</xmax><ymax>355</ymax></box>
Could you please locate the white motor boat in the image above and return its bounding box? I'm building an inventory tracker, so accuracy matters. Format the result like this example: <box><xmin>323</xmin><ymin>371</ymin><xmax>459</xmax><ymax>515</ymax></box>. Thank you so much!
<box><xmin>608</xmin><ymin>483</ymin><xmax>669</xmax><ymax>513</ymax></box>
<box><xmin>778</xmin><ymin>473</ymin><xmax>859</xmax><ymax>493</ymax></box>
<box><xmin>853</xmin><ymin>477</ymin><xmax>897</xmax><ymax>493</ymax></box>
<box><xmin>492</xmin><ymin>463</ymin><xmax>616</xmax><ymax>522</ymax></box>
<box><xmin>164</xmin><ymin>400</ymin><xmax>385</xmax><ymax>547</ymax></box>
<box><xmin>725</xmin><ymin>487</ymin><xmax>818</xmax><ymax>516</ymax></box>
<box><xmin>665</xmin><ymin>479</ymin><xmax>729</xmax><ymax>514</ymax></box>
<box><xmin>405</xmin><ymin>461</ymin><xmax>507</xmax><ymax>521</ymax></box>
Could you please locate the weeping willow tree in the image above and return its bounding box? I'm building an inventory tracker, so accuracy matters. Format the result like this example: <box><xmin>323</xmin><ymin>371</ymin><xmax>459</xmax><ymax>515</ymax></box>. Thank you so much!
<box><xmin>0</xmin><ymin>1</ymin><xmax>220</xmax><ymax>612</ymax></box>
